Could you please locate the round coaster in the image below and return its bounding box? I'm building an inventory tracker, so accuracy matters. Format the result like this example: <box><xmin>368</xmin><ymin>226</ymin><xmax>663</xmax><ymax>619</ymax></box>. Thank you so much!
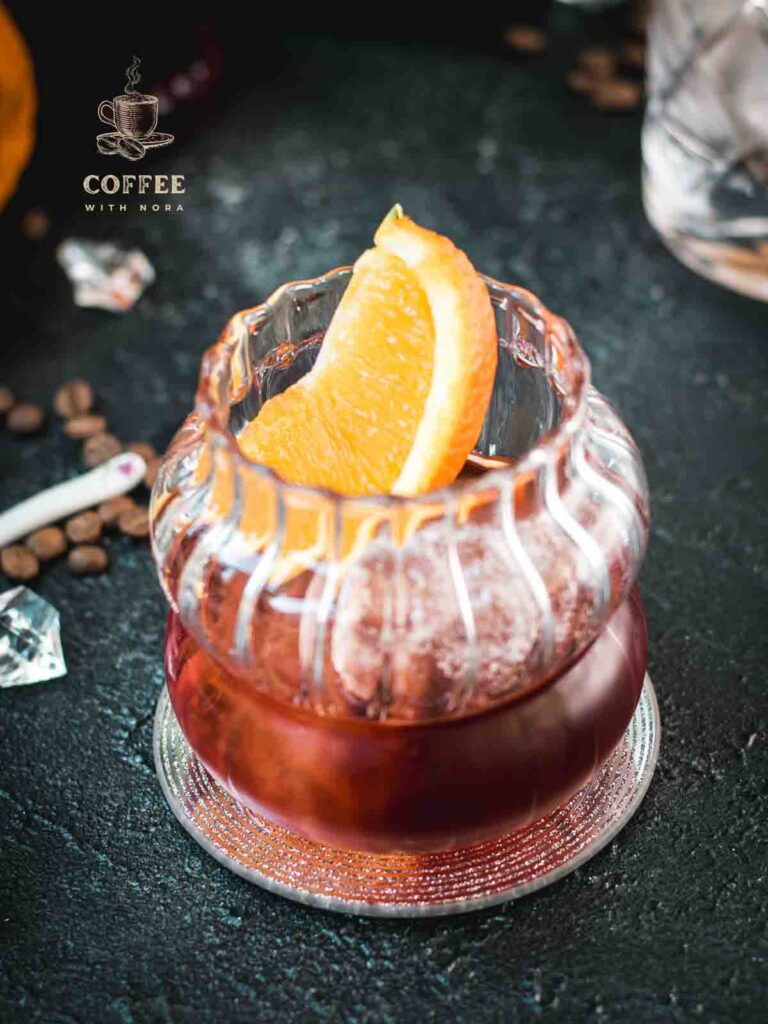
<box><xmin>154</xmin><ymin>676</ymin><xmax>660</xmax><ymax>918</ymax></box>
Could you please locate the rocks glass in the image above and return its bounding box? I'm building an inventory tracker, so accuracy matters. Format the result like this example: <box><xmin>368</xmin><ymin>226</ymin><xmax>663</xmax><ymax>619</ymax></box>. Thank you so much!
<box><xmin>149</xmin><ymin>270</ymin><xmax>654</xmax><ymax>910</ymax></box>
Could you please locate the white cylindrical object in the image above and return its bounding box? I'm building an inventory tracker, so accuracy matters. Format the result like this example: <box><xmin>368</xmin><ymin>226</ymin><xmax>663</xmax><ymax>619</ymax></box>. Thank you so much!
<box><xmin>0</xmin><ymin>453</ymin><xmax>146</xmax><ymax>547</ymax></box>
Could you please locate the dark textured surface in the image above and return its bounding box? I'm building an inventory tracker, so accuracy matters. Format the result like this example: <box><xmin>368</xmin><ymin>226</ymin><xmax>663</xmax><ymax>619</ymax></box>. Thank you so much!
<box><xmin>1</xmin><ymin>34</ymin><xmax>767</xmax><ymax>1024</ymax></box>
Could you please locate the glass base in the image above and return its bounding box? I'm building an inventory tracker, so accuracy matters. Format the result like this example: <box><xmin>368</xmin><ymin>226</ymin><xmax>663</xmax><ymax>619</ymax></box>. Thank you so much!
<box><xmin>153</xmin><ymin>675</ymin><xmax>660</xmax><ymax>918</ymax></box>
<box><xmin>643</xmin><ymin>179</ymin><xmax>768</xmax><ymax>302</ymax></box>
<box><xmin>657</xmin><ymin>232</ymin><xmax>768</xmax><ymax>303</ymax></box>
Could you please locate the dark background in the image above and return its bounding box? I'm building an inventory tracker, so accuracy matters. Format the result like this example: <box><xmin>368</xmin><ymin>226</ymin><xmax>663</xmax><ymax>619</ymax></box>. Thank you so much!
<box><xmin>1</xmin><ymin>2</ymin><xmax>767</xmax><ymax>1021</ymax></box>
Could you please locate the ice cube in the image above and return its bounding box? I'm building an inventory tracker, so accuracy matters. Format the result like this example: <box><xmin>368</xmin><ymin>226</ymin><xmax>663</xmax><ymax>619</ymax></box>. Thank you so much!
<box><xmin>56</xmin><ymin>239</ymin><xmax>155</xmax><ymax>313</ymax></box>
<box><xmin>0</xmin><ymin>587</ymin><xmax>66</xmax><ymax>688</ymax></box>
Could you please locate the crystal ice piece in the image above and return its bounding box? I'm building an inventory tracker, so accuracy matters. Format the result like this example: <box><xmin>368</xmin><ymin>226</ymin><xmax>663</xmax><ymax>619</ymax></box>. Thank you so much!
<box><xmin>56</xmin><ymin>238</ymin><xmax>155</xmax><ymax>313</ymax></box>
<box><xmin>0</xmin><ymin>587</ymin><xmax>66</xmax><ymax>688</ymax></box>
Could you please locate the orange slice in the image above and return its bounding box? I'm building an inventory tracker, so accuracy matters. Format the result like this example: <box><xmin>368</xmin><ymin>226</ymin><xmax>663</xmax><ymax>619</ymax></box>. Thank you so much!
<box><xmin>238</xmin><ymin>206</ymin><xmax>497</xmax><ymax>497</ymax></box>
<box><xmin>0</xmin><ymin>7</ymin><xmax>36</xmax><ymax>212</ymax></box>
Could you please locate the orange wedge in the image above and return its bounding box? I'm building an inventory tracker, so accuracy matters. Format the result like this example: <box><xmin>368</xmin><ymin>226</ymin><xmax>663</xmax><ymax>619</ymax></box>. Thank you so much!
<box><xmin>239</xmin><ymin>206</ymin><xmax>497</xmax><ymax>497</ymax></box>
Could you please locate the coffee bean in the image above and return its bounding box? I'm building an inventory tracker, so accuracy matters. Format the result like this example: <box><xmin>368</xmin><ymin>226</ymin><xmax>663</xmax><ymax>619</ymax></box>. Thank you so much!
<box><xmin>577</xmin><ymin>48</ymin><xmax>617</xmax><ymax>80</ymax></box>
<box><xmin>128</xmin><ymin>441</ymin><xmax>157</xmax><ymax>462</ymax></box>
<box><xmin>98</xmin><ymin>495</ymin><xmax>136</xmax><ymax>527</ymax></box>
<box><xmin>504</xmin><ymin>25</ymin><xmax>547</xmax><ymax>54</ymax></box>
<box><xmin>97</xmin><ymin>135</ymin><xmax>121</xmax><ymax>155</ymax></box>
<box><xmin>7</xmin><ymin>402</ymin><xmax>44</xmax><ymax>434</ymax></box>
<box><xmin>566</xmin><ymin>70</ymin><xmax>596</xmax><ymax>96</ymax></box>
<box><xmin>21</xmin><ymin>208</ymin><xmax>50</xmax><ymax>241</ymax></box>
<box><xmin>27</xmin><ymin>527</ymin><xmax>67</xmax><ymax>561</ymax></box>
<box><xmin>54</xmin><ymin>379</ymin><xmax>93</xmax><ymax>419</ymax></box>
<box><xmin>118</xmin><ymin>138</ymin><xmax>146</xmax><ymax>161</ymax></box>
<box><xmin>67</xmin><ymin>545</ymin><xmax>109</xmax><ymax>575</ymax></box>
<box><xmin>1</xmin><ymin>544</ymin><xmax>39</xmax><ymax>581</ymax></box>
<box><xmin>64</xmin><ymin>414</ymin><xmax>108</xmax><ymax>440</ymax></box>
<box><xmin>65</xmin><ymin>511</ymin><xmax>102</xmax><ymax>544</ymax></box>
<box><xmin>591</xmin><ymin>79</ymin><xmax>643</xmax><ymax>111</ymax></box>
<box><xmin>577</xmin><ymin>47</ymin><xmax>618</xmax><ymax>78</ymax></box>
<box><xmin>83</xmin><ymin>432</ymin><xmax>121</xmax><ymax>467</ymax></box>
<box><xmin>621</xmin><ymin>40</ymin><xmax>646</xmax><ymax>69</ymax></box>
<box><xmin>144</xmin><ymin>457</ymin><xmax>161</xmax><ymax>489</ymax></box>
<box><xmin>118</xmin><ymin>506</ymin><xmax>150</xmax><ymax>538</ymax></box>
<box><xmin>0</xmin><ymin>386</ymin><xmax>14</xmax><ymax>414</ymax></box>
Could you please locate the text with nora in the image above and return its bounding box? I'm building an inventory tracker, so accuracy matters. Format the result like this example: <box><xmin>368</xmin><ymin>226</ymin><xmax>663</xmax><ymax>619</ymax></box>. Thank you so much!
<box><xmin>82</xmin><ymin>174</ymin><xmax>186</xmax><ymax>213</ymax></box>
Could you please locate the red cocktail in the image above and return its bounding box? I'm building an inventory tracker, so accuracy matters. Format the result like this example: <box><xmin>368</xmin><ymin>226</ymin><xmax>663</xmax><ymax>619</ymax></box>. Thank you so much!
<box><xmin>165</xmin><ymin>589</ymin><xmax>646</xmax><ymax>852</ymax></box>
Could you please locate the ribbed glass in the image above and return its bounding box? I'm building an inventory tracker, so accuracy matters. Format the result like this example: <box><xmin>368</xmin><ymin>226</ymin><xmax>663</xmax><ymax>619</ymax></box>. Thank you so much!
<box><xmin>150</xmin><ymin>269</ymin><xmax>649</xmax><ymax>722</ymax></box>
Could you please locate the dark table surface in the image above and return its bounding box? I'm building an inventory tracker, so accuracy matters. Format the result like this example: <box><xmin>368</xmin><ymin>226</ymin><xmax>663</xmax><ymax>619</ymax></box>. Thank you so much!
<box><xmin>1</xmin><ymin>32</ymin><xmax>767</xmax><ymax>1024</ymax></box>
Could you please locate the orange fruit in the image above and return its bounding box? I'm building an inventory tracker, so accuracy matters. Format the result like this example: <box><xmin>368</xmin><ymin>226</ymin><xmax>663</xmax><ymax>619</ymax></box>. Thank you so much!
<box><xmin>0</xmin><ymin>6</ymin><xmax>36</xmax><ymax>211</ymax></box>
<box><xmin>239</xmin><ymin>206</ymin><xmax>497</xmax><ymax>497</ymax></box>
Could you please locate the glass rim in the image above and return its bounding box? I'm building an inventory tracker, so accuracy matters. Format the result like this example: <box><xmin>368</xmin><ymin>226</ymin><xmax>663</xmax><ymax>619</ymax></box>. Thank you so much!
<box><xmin>194</xmin><ymin>266</ymin><xmax>592</xmax><ymax>509</ymax></box>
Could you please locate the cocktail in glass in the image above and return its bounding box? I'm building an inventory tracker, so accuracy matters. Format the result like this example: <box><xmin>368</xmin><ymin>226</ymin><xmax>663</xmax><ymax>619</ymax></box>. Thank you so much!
<box><xmin>151</xmin><ymin>270</ymin><xmax>650</xmax><ymax>857</ymax></box>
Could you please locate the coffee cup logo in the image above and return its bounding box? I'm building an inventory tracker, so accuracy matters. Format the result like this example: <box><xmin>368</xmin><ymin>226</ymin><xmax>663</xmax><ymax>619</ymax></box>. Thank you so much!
<box><xmin>97</xmin><ymin>57</ymin><xmax>173</xmax><ymax>162</ymax></box>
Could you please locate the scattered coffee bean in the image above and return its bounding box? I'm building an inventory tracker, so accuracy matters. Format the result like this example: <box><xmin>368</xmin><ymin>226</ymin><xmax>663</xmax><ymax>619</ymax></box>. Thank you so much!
<box><xmin>7</xmin><ymin>402</ymin><xmax>44</xmax><ymax>434</ymax></box>
<box><xmin>621</xmin><ymin>40</ymin><xmax>646</xmax><ymax>69</ymax></box>
<box><xmin>27</xmin><ymin>526</ymin><xmax>67</xmax><ymax>561</ymax></box>
<box><xmin>65</xmin><ymin>511</ymin><xmax>102</xmax><ymax>544</ymax></box>
<box><xmin>54</xmin><ymin>379</ymin><xmax>93</xmax><ymax>419</ymax></box>
<box><xmin>118</xmin><ymin>505</ymin><xmax>150</xmax><ymax>539</ymax></box>
<box><xmin>128</xmin><ymin>441</ymin><xmax>157</xmax><ymax>462</ymax></box>
<box><xmin>144</xmin><ymin>457</ymin><xmax>160</xmax><ymax>489</ymax></box>
<box><xmin>566</xmin><ymin>70</ymin><xmax>596</xmax><ymax>95</ymax></box>
<box><xmin>21</xmin><ymin>208</ymin><xmax>50</xmax><ymax>241</ymax></box>
<box><xmin>64</xmin><ymin>413</ymin><xmax>108</xmax><ymax>440</ymax></box>
<box><xmin>591</xmin><ymin>79</ymin><xmax>643</xmax><ymax>111</ymax></box>
<box><xmin>83</xmin><ymin>432</ymin><xmax>121</xmax><ymax>467</ymax></box>
<box><xmin>577</xmin><ymin>48</ymin><xmax>617</xmax><ymax>80</ymax></box>
<box><xmin>0</xmin><ymin>386</ymin><xmax>14</xmax><ymax>415</ymax></box>
<box><xmin>1</xmin><ymin>544</ymin><xmax>39</xmax><ymax>581</ymax></box>
<box><xmin>504</xmin><ymin>25</ymin><xmax>547</xmax><ymax>55</ymax></box>
<box><xmin>98</xmin><ymin>495</ymin><xmax>136</xmax><ymax>527</ymax></box>
<box><xmin>67</xmin><ymin>545</ymin><xmax>109</xmax><ymax>575</ymax></box>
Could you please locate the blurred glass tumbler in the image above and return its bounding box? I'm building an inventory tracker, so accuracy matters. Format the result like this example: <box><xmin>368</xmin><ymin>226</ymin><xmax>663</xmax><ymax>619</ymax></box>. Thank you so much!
<box><xmin>643</xmin><ymin>0</ymin><xmax>768</xmax><ymax>300</ymax></box>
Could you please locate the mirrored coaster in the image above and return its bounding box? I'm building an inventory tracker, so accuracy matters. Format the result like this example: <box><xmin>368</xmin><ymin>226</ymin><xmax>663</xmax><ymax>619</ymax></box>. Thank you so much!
<box><xmin>154</xmin><ymin>676</ymin><xmax>660</xmax><ymax>918</ymax></box>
